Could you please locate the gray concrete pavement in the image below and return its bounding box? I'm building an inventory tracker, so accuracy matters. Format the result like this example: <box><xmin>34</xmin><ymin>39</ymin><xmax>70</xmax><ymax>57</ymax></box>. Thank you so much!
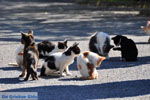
<box><xmin>0</xmin><ymin>1</ymin><xmax>150</xmax><ymax>100</ymax></box>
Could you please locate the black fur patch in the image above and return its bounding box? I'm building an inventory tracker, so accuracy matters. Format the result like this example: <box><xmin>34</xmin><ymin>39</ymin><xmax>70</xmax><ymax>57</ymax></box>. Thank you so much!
<box><xmin>64</xmin><ymin>43</ymin><xmax>80</xmax><ymax>56</ymax></box>
<box><xmin>45</xmin><ymin>56</ymin><xmax>57</xmax><ymax>70</ymax></box>
<box><xmin>40</xmin><ymin>66</ymin><xmax>46</xmax><ymax>76</ymax></box>
<box><xmin>89</xmin><ymin>34</ymin><xmax>99</xmax><ymax>54</ymax></box>
<box><xmin>37</xmin><ymin>41</ymin><xmax>55</xmax><ymax>58</ymax></box>
<box><xmin>112</xmin><ymin>35</ymin><xmax>138</xmax><ymax>61</ymax></box>
<box><xmin>64</xmin><ymin>49</ymin><xmax>71</xmax><ymax>56</ymax></box>
<box><xmin>72</xmin><ymin>46</ymin><xmax>80</xmax><ymax>54</ymax></box>
<box><xmin>58</xmin><ymin>42</ymin><xmax>67</xmax><ymax>49</ymax></box>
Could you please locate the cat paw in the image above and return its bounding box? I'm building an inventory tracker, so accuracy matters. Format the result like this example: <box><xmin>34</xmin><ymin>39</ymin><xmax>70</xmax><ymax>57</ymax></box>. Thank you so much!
<box><xmin>19</xmin><ymin>74</ymin><xmax>24</xmax><ymax>77</ymax></box>
<box><xmin>66</xmin><ymin>72</ymin><xmax>72</xmax><ymax>76</ymax></box>
<box><xmin>60</xmin><ymin>73</ymin><xmax>66</xmax><ymax>77</ymax></box>
<box><xmin>23</xmin><ymin>78</ymin><xmax>28</xmax><ymax>81</ymax></box>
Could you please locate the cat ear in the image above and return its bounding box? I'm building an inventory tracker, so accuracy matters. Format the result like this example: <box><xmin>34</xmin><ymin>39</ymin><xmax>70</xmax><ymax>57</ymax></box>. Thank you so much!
<box><xmin>73</xmin><ymin>42</ymin><xmax>79</xmax><ymax>47</ymax></box>
<box><xmin>28</xmin><ymin>30</ymin><xmax>33</xmax><ymax>35</ymax></box>
<box><xmin>97</xmin><ymin>57</ymin><xmax>106</xmax><ymax>66</ymax></box>
<box><xmin>21</xmin><ymin>32</ymin><xmax>26</xmax><ymax>37</ymax></box>
<box><xmin>111</xmin><ymin>37</ymin><xmax>115</xmax><ymax>40</ymax></box>
<box><xmin>58</xmin><ymin>42</ymin><xmax>61</xmax><ymax>44</ymax></box>
<box><xmin>63</xmin><ymin>39</ymin><xmax>68</xmax><ymax>44</ymax></box>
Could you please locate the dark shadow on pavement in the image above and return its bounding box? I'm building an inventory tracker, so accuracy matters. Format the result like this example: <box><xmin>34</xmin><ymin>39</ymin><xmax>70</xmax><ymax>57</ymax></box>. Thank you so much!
<box><xmin>0</xmin><ymin>77</ymin><xmax>22</xmax><ymax>84</ymax></box>
<box><xmin>59</xmin><ymin>77</ymin><xmax>84</xmax><ymax>81</ymax></box>
<box><xmin>0</xmin><ymin>67</ymin><xmax>21</xmax><ymax>71</ymax></box>
<box><xmin>99</xmin><ymin>56</ymin><xmax>150</xmax><ymax>69</ymax></box>
<box><xmin>69</xmin><ymin>56</ymin><xmax>150</xmax><ymax>71</ymax></box>
<box><xmin>3</xmin><ymin>79</ymin><xmax>150</xmax><ymax>100</ymax></box>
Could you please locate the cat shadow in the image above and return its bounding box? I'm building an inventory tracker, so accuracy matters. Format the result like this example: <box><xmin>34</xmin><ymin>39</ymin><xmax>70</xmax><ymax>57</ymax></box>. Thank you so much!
<box><xmin>2</xmin><ymin>79</ymin><xmax>150</xmax><ymax>99</ymax></box>
<box><xmin>59</xmin><ymin>77</ymin><xmax>85</xmax><ymax>81</ymax></box>
<box><xmin>39</xmin><ymin>75</ymin><xmax>60</xmax><ymax>79</ymax></box>
<box><xmin>0</xmin><ymin>66</ymin><xmax>21</xmax><ymax>71</ymax></box>
<box><xmin>0</xmin><ymin>77</ymin><xmax>23</xmax><ymax>84</ymax></box>
<box><xmin>135</xmin><ymin>42</ymin><xmax>150</xmax><ymax>44</ymax></box>
<box><xmin>99</xmin><ymin>56</ymin><xmax>150</xmax><ymax>69</ymax></box>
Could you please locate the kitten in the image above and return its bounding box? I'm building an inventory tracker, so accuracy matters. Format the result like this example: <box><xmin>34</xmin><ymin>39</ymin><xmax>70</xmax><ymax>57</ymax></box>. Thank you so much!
<box><xmin>37</xmin><ymin>39</ymin><xmax>68</xmax><ymax>59</ymax></box>
<box><xmin>112</xmin><ymin>35</ymin><xmax>138</xmax><ymax>62</ymax></box>
<box><xmin>77</xmin><ymin>51</ymin><xmax>105</xmax><ymax>80</ymax></box>
<box><xmin>20</xmin><ymin>30</ymin><xmax>39</xmax><ymax>81</ymax></box>
<box><xmin>89</xmin><ymin>32</ymin><xmax>114</xmax><ymax>58</ymax></box>
<box><xmin>40</xmin><ymin>43</ymin><xmax>80</xmax><ymax>77</ymax></box>
<box><xmin>141</xmin><ymin>21</ymin><xmax>150</xmax><ymax>43</ymax></box>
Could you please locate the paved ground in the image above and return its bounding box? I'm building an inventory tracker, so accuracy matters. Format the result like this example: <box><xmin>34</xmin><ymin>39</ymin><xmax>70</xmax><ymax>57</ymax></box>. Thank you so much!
<box><xmin>0</xmin><ymin>1</ymin><xmax>150</xmax><ymax>100</ymax></box>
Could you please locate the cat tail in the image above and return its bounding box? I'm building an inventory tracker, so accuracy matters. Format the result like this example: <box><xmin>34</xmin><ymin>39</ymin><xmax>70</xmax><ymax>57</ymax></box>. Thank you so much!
<box><xmin>8</xmin><ymin>63</ymin><xmax>18</xmax><ymax>66</ymax></box>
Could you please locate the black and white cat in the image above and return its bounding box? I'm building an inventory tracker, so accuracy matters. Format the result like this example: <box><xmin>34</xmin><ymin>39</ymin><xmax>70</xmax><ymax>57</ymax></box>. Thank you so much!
<box><xmin>77</xmin><ymin>51</ymin><xmax>106</xmax><ymax>80</ymax></box>
<box><xmin>20</xmin><ymin>30</ymin><xmax>39</xmax><ymax>81</ymax></box>
<box><xmin>37</xmin><ymin>40</ymin><xmax>68</xmax><ymax>59</ymax></box>
<box><xmin>40</xmin><ymin>43</ymin><xmax>80</xmax><ymax>77</ymax></box>
<box><xmin>112</xmin><ymin>35</ymin><xmax>138</xmax><ymax>62</ymax></box>
<box><xmin>89</xmin><ymin>32</ymin><xmax>114</xmax><ymax>58</ymax></box>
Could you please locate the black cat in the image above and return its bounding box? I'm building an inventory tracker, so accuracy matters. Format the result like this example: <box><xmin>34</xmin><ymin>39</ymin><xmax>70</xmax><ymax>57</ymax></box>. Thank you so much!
<box><xmin>112</xmin><ymin>35</ymin><xmax>138</xmax><ymax>61</ymax></box>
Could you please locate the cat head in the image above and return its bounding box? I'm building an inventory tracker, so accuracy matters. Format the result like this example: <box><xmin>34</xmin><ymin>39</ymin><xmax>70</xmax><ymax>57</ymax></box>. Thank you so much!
<box><xmin>57</xmin><ymin>39</ymin><xmax>68</xmax><ymax>51</ymax></box>
<box><xmin>21</xmin><ymin>30</ymin><xmax>35</xmax><ymax>46</ymax></box>
<box><xmin>64</xmin><ymin>42</ymin><xmax>80</xmax><ymax>56</ymax></box>
<box><xmin>83</xmin><ymin>51</ymin><xmax>106</xmax><ymax>66</ymax></box>
<box><xmin>97</xmin><ymin>56</ymin><xmax>106</xmax><ymax>66</ymax></box>
<box><xmin>112</xmin><ymin>35</ymin><xmax>127</xmax><ymax>46</ymax></box>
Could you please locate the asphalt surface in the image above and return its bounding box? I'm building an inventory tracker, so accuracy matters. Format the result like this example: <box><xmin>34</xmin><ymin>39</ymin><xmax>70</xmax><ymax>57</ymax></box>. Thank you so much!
<box><xmin>0</xmin><ymin>1</ymin><xmax>150</xmax><ymax>100</ymax></box>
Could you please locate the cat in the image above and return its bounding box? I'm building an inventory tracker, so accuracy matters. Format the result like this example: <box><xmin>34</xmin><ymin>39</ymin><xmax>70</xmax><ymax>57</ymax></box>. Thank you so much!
<box><xmin>37</xmin><ymin>39</ymin><xmax>68</xmax><ymax>59</ymax></box>
<box><xmin>89</xmin><ymin>32</ymin><xmax>114</xmax><ymax>58</ymax></box>
<box><xmin>20</xmin><ymin>30</ymin><xmax>39</xmax><ymax>81</ymax></box>
<box><xmin>40</xmin><ymin>43</ymin><xmax>80</xmax><ymax>77</ymax></box>
<box><xmin>141</xmin><ymin>21</ymin><xmax>150</xmax><ymax>43</ymax></box>
<box><xmin>77</xmin><ymin>51</ymin><xmax>106</xmax><ymax>80</ymax></box>
<box><xmin>112</xmin><ymin>35</ymin><xmax>138</xmax><ymax>62</ymax></box>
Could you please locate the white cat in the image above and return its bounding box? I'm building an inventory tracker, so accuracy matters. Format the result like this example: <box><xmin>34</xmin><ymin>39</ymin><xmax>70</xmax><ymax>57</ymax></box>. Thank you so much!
<box><xmin>77</xmin><ymin>51</ymin><xmax>105</xmax><ymax>80</ymax></box>
<box><xmin>40</xmin><ymin>43</ymin><xmax>80</xmax><ymax>77</ymax></box>
<box><xmin>89</xmin><ymin>32</ymin><xmax>114</xmax><ymax>58</ymax></box>
<box><xmin>15</xmin><ymin>44</ymin><xmax>24</xmax><ymax>69</ymax></box>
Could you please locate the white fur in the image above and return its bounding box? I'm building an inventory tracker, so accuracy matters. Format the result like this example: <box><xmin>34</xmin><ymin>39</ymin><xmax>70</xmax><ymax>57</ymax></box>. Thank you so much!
<box><xmin>77</xmin><ymin>51</ymin><xmax>104</xmax><ymax>78</ymax></box>
<box><xmin>43</xmin><ymin>51</ymin><xmax>78</xmax><ymax>76</ymax></box>
<box><xmin>94</xmin><ymin>32</ymin><xmax>111</xmax><ymax>58</ymax></box>
<box><xmin>15</xmin><ymin>44</ymin><xmax>24</xmax><ymax>69</ymax></box>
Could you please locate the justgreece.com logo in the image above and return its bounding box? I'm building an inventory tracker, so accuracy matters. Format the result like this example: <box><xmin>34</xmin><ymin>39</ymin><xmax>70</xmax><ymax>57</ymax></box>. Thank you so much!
<box><xmin>0</xmin><ymin>92</ymin><xmax>38</xmax><ymax>100</ymax></box>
